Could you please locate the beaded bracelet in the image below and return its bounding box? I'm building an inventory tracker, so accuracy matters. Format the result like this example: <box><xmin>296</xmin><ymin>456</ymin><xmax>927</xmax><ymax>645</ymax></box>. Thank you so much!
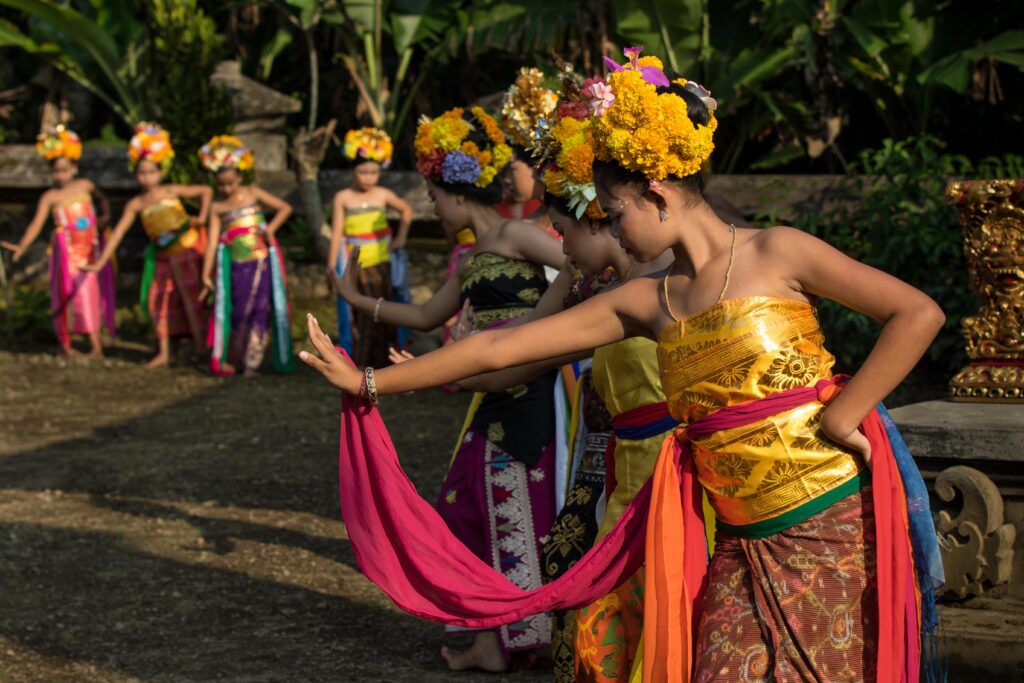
<box><xmin>361</xmin><ymin>366</ymin><xmax>379</xmax><ymax>406</ymax></box>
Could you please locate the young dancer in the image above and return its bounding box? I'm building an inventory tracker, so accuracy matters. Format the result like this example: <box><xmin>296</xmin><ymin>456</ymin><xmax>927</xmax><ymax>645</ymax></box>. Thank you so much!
<box><xmin>198</xmin><ymin>135</ymin><xmax>295</xmax><ymax>376</ymax></box>
<box><xmin>334</xmin><ymin>105</ymin><xmax>566</xmax><ymax>671</ymax></box>
<box><xmin>304</xmin><ymin>49</ymin><xmax>945</xmax><ymax>683</ymax></box>
<box><xmin>89</xmin><ymin>122</ymin><xmax>211</xmax><ymax>367</ymax></box>
<box><xmin>327</xmin><ymin>127</ymin><xmax>413</xmax><ymax>367</ymax></box>
<box><xmin>2</xmin><ymin>126</ymin><xmax>115</xmax><ymax>356</ymax></box>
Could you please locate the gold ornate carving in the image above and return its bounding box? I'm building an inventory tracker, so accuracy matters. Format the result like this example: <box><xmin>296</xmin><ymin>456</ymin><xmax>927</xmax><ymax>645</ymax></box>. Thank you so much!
<box><xmin>946</xmin><ymin>179</ymin><xmax>1024</xmax><ymax>402</ymax></box>
<box><xmin>935</xmin><ymin>465</ymin><xmax>1016</xmax><ymax>598</ymax></box>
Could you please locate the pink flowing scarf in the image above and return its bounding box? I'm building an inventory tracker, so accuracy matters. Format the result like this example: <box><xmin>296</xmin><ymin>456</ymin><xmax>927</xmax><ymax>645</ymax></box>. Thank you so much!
<box><xmin>337</xmin><ymin>366</ymin><xmax>919</xmax><ymax>682</ymax></box>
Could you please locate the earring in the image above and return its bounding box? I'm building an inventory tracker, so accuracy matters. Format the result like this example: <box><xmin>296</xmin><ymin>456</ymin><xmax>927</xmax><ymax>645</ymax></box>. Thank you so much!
<box><xmin>456</xmin><ymin>195</ymin><xmax>465</xmax><ymax>205</ymax></box>
<box><xmin>659</xmin><ymin>209</ymin><xmax>669</xmax><ymax>222</ymax></box>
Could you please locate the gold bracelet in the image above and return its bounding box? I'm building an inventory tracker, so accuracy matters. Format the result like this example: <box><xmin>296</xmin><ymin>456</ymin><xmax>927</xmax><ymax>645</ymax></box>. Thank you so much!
<box><xmin>372</xmin><ymin>297</ymin><xmax>383</xmax><ymax>323</ymax></box>
<box><xmin>363</xmin><ymin>366</ymin><xmax>379</xmax><ymax>406</ymax></box>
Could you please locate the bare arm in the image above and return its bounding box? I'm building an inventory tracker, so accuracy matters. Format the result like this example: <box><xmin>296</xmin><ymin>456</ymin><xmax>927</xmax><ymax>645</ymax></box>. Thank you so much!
<box><xmin>333</xmin><ymin>248</ymin><xmax>464</xmax><ymax>330</ymax></box>
<box><xmin>87</xmin><ymin>198</ymin><xmax>141</xmax><ymax>271</ymax></box>
<box><xmin>769</xmin><ymin>227</ymin><xmax>945</xmax><ymax>443</ymax></box>
<box><xmin>169</xmin><ymin>184</ymin><xmax>213</xmax><ymax>224</ymax></box>
<box><xmin>1</xmin><ymin>191</ymin><xmax>52</xmax><ymax>262</ymax></box>
<box><xmin>201</xmin><ymin>206</ymin><xmax>222</xmax><ymax>290</ymax></box>
<box><xmin>384</xmin><ymin>189</ymin><xmax>413</xmax><ymax>250</ymax></box>
<box><xmin>252</xmin><ymin>186</ymin><xmax>292</xmax><ymax>237</ymax></box>
<box><xmin>302</xmin><ymin>275</ymin><xmax>655</xmax><ymax>393</ymax></box>
<box><xmin>327</xmin><ymin>192</ymin><xmax>346</xmax><ymax>270</ymax></box>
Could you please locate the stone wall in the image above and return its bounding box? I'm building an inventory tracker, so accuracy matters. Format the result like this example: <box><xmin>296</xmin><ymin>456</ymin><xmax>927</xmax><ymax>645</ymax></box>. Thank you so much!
<box><xmin>0</xmin><ymin>143</ymin><xmax>859</xmax><ymax>225</ymax></box>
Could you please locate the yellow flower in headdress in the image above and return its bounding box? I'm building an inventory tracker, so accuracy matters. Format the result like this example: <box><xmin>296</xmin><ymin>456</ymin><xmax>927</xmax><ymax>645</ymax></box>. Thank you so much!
<box><xmin>343</xmin><ymin>127</ymin><xmax>394</xmax><ymax>167</ymax></box>
<box><xmin>589</xmin><ymin>47</ymin><xmax>718</xmax><ymax>181</ymax></box>
<box><xmin>500</xmin><ymin>67</ymin><xmax>558</xmax><ymax>149</ymax></box>
<box><xmin>531</xmin><ymin>61</ymin><xmax>605</xmax><ymax>220</ymax></box>
<box><xmin>198</xmin><ymin>134</ymin><xmax>255</xmax><ymax>173</ymax></box>
<box><xmin>128</xmin><ymin>122</ymin><xmax>174</xmax><ymax>172</ymax></box>
<box><xmin>35</xmin><ymin>125</ymin><xmax>83</xmax><ymax>162</ymax></box>
<box><xmin>414</xmin><ymin>107</ymin><xmax>511</xmax><ymax>190</ymax></box>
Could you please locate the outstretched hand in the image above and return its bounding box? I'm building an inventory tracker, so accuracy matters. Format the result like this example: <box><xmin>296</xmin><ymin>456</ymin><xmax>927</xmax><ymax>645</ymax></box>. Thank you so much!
<box><xmin>1</xmin><ymin>241</ymin><xmax>24</xmax><ymax>263</ymax></box>
<box><xmin>298</xmin><ymin>313</ymin><xmax>363</xmax><ymax>393</ymax></box>
<box><xmin>388</xmin><ymin>346</ymin><xmax>415</xmax><ymax>364</ymax></box>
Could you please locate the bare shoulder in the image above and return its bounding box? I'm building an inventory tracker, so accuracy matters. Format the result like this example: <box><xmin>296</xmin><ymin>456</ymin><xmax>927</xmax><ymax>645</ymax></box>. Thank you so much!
<box><xmin>70</xmin><ymin>177</ymin><xmax>95</xmax><ymax>193</ymax></box>
<box><xmin>752</xmin><ymin>225</ymin><xmax>820</xmax><ymax>255</ymax></box>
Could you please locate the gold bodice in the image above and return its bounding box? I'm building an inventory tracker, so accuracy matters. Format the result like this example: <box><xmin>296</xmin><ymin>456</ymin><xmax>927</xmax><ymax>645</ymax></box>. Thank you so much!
<box><xmin>657</xmin><ymin>296</ymin><xmax>864</xmax><ymax>527</ymax></box>
<box><xmin>220</xmin><ymin>204</ymin><xmax>268</xmax><ymax>262</ymax></box>
<box><xmin>141</xmin><ymin>198</ymin><xmax>200</xmax><ymax>254</ymax></box>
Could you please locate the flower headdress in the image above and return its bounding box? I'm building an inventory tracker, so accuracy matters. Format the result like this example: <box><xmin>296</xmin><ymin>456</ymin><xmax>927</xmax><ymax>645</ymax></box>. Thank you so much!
<box><xmin>198</xmin><ymin>134</ymin><xmax>254</xmax><ymax>173</ymax></box>
<box><xmin>589</xmin><ymin>47</ymin><xmax>718</xmax><ymax>180</ymax></box>
<box><xmin>500</xmin><ymin>67</ymin><xmax>558</xmax><ymax>150</ymax></box>
<box><xmin>343</xmin><ymin>127</ymin><xmax>393</xmax><ymax>167</ymax></box>
<box><xmin>531</xmin><ymin>61</ymin><xmax>605</xmax><ymax>220</ymax></box>
<box><xmin>414</xmin><ymin>107</ymin><xmax>512</xmax><ymax>190</ymax></box>
<box><xmin>128</xmin><ymin>122</ymin><xmax>174</xmax><ymax>172</ymax></box>
<box><xmin>36</xmin><ymin>125</ymin><xmax>82</xmax><ymax>162</ymax></box>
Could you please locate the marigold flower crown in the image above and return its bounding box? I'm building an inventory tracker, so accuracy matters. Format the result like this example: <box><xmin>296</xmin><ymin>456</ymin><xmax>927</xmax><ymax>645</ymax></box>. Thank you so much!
<box><xmin>344</xmin><ymin>127</ymin><xmax>393</xmax><ymax>167</ymax></box>
<box><xmin>588</xmin><ymin>47</ymin><xmax>718</xmax><ymax>181</ymax></box>
<box><xmin>36</xmin><ymin>125</ymin><xmax>82</xmax><ymax>162</ymax></box>
<box><xmin>128</xmin><ymin>122</ymin><xmax>174</xmax><ymax>172</ymax></box>
<box><xmin>500</xmin><ymin>67</ymin><xmax>558</xmax><ymax>150</ymax></box>
<box><xmin>198</xmin><ymin>134</ymin><xmax>254</xmax><ymax>173</ymax></box>
<box><xmin>530</xmin><ymin>60</ymin><xmax>606</xmax><ymax>220</ymax></box>
<box><xmin>414</xmin><ymin>107</ymin><xmax>512</xmax><ymax>190</ymax></box>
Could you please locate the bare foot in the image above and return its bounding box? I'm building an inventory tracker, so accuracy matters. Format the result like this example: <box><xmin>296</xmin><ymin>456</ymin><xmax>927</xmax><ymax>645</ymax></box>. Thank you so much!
<box><xmin>440</xmin><ymin>633</ymin><xmax>508</xmax><ymax>672</ymax></box>
<box><xmin>242</xmin><ymin>368</ymin><xmax>258</xmax><ymax>378</ymax></box>
<box><xmin>61</xmin><ymin>346</ymin><xmax>84</xmax><ymax>358</ymax></box>
<box><xmin>85</xmin><ymin>347</ymin><xmax>104</xmax><ymax>360</ymax></box>
<box><xmin>146</xmin><ymin>354</ymin><xmax>170</xmax><ymax>369</ymax></box>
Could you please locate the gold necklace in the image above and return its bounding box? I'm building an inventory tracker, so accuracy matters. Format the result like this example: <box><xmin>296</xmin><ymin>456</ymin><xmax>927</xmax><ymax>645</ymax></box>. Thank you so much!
<box><xmin>663</xmin><ymin>224</ymin><xmax>737</xmax><ymax>323</ymax></box>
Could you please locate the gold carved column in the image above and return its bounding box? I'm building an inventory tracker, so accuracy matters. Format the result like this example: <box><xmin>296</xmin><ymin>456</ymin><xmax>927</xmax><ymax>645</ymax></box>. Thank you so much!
<box><xmin>947</xmin><ymin>179</ymin><xmax>1024</xmax><ymax>402</ymax></box>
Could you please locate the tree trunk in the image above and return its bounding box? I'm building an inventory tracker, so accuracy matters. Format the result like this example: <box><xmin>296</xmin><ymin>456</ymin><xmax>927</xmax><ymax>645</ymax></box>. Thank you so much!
<box><xmin>290</xmin><ymin>119</ymin><xmax>337</xmax><ymax>261</ymax></box>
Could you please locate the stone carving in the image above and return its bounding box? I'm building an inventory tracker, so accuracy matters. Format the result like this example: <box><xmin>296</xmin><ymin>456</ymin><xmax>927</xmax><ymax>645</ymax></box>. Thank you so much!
<box><xmin>934</xmin><ymin>465</ymin><xmax>1016</xmax><ymax>597</ymax></box>
<box><xmin>947</xmin><ymin>179</ymin><xmax>1024</xmax><ymax>402</ymax></box>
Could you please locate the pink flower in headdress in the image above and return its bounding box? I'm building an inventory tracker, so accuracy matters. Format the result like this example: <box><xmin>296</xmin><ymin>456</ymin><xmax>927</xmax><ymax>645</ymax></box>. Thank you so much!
<box><xmin>603</xmin><ymin>46</ymin><xmax>670</xmax><ymax>88</ymax></box>
<box><xmin>589</xmin><ymin>82</ymin><xmax>616</xmax><ymax>116</ymax></box>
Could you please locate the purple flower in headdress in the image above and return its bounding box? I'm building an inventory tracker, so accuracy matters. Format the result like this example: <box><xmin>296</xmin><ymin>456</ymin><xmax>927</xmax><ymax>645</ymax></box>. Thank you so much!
<box><xmin>603</xmin><ymin>46</ymin><xmax>670</xmax><ymax>88</ymax></box>
<box><xmin>441</xmin><ymin>151</ymin><xmax>481</xmax><ymax>185</ymax></box>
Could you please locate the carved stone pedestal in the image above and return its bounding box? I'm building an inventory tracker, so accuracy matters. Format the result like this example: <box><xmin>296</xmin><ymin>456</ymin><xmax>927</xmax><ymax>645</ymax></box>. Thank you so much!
<box><xmin>889</xmin><ymin>400</ymin><xmax>1024</xmax><ymax>678</ymax></box>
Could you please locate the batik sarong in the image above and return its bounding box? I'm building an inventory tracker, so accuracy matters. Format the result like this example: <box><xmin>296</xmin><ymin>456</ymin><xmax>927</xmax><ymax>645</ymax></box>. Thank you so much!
<box><xmin>694</xmin><ymin>487</ymin><xmax>877</xmax><ymax>682</ymax></box>
<box><xmin>337</xmin><ymin>205</ymin><xmax>394</xmax><ymax>368</ymax></box>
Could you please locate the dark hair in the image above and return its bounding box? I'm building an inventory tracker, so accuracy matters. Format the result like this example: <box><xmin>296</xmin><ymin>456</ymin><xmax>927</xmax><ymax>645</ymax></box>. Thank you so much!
<box><xmin>593</xmin><ymin>75</ymin><xmax>710</xmax><ymax>203</ymax></box>
<box><xmin>347</xmin><ymin>157</ymin><xmax>382</xmax><ymax>170</ymax></box>
<box><xmin>432</xmin><ymin>108</ymin><xmax>506</xmax><ymax>206</ymax></box>
<box><xmin>214</xmin><ymin>165</ymin><xmax>242</xmax><ymax>178</ymax></box>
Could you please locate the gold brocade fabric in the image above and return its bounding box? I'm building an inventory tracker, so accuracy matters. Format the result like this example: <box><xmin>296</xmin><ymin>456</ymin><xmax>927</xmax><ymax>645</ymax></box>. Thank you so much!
<box><xmin>657</xmin><ymin>296</ymin><xmax>864</xmax><ymax>528</ymax></box>
<box><xmin>591</xmin><ymin>337</ymin><xmax>665</xmax><ymax>539</ymax></box>
<box><xmin>220</xmin><ymin>204</ymin><xmax>269</xmax><ymax>262</ymax></box>
<box><xmin>141</xmin><ymin>198</ymin><xmax>199</xmax><ymax>255</ymax></box>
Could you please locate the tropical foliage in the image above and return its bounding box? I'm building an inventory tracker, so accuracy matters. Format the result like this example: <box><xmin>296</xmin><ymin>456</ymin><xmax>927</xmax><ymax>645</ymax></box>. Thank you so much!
<box><xmin>0</xmin><ymin>0</ymin><xmax>1021</xmax><ymax>174</ymax></box>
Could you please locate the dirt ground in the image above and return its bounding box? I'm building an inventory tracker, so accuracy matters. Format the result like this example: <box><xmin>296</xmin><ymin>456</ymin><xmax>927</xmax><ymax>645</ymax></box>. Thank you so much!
<box><xmin>0</xmin><ymin>340</ymin><xmax>550</xmax><ymax>682</ymax></box>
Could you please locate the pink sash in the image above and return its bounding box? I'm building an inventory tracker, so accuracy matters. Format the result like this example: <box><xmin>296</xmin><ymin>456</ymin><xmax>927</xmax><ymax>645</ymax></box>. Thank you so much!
<box><xmin>337</xmin><ymin>363</ymin><xmax>919</xmax><ymax>682</ymax></box>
